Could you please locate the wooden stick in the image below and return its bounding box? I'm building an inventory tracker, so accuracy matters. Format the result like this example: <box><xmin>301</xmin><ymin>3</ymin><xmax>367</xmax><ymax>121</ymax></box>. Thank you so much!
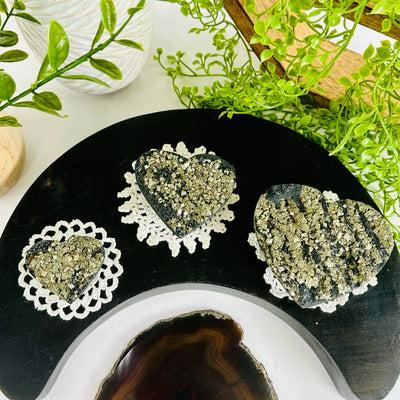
<box><xmin>224</xmin><ymin>0</ymin><xmax>399</xmax><ymax>107</ymax></box>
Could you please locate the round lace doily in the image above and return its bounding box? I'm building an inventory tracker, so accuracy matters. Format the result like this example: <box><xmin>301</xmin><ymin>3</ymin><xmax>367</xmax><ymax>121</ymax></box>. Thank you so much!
<box><xmin>248</xmin><ymin>232</ymin><xmax>377</xmax><ymax>313</ymax></box>
<box><xmin>118</xmin><ymin>142</ymin><xmax>240</xmax><ymax>257</ymax></box>
<box><xmin>18</xmin><ymin>219</ymin><xmax>123</xmax><ymax>320</ymax></box>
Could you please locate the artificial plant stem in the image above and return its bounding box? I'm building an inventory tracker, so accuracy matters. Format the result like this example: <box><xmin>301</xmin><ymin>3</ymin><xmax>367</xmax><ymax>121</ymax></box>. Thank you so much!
<box><xmin>1</xmin><ymin>6</ymin><xmax>14</xmax><ymax>30</ymax></box>
<box><xmin>0</xmin><ymin>8</ymin><xmax>137</xmax><ymax>112</ymax></box>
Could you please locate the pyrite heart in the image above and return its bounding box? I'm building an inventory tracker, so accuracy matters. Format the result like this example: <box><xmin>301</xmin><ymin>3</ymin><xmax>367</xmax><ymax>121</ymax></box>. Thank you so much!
<box><xmin>135</xmin><ymin>149</ymin><xmax>236</xmax><ymax>238</ymax></box>
<box><xmin>254</xmin><ymin>184</ymin><xmax>394</xmax><ymax>308</ymax></box>
<box><xmin>25</xmin><ymin>235</ymin><xmax>105</xmax><ymax>303</ymax></box>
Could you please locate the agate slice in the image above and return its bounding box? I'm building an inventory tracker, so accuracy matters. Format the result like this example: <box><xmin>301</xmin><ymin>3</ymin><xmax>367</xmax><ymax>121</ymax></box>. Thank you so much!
<box><xmin>135</xmin><ymin>149</ymin><xmax>236</xmax><ymax>238</ymax></box>
<box><xmin>96</xmin><ymin>311</ymin><xmax>277</xmax><ymax>400</ymax></box>
<box><xmin>254</xmin><ymin>184</ymin><xmax>394</xmax><ymax>308</ymax></box>
<box><xmin>25</xmin><ymin>235</ymin><xmax>105</xmax><ymax>303</ymax></box>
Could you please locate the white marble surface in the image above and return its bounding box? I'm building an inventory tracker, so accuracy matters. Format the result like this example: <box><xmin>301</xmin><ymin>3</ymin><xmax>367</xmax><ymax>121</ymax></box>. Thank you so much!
<box><xmin>0</xmin><ymin>2</ymin><xmax>399</xmax><ymax>399</ymax></box>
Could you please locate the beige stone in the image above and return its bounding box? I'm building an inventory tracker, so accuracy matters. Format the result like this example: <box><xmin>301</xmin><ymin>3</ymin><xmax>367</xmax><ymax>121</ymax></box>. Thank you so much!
<box><xmin>0</xmin><ymin>123</ymin><xmax>25</xmax><ymax>196</ymax></box>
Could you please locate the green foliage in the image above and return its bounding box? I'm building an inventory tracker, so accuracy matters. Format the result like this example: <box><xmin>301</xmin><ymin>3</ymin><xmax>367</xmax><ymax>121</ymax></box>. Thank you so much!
<box><xmin>155</xmin><ymin>0</ymin><xmax>400</xmax><ymax>248</ymax></box>
<box><xmin>0</xmin><ymin>0</ymin><xmax>146</xmax><ymax>125</ymax></box>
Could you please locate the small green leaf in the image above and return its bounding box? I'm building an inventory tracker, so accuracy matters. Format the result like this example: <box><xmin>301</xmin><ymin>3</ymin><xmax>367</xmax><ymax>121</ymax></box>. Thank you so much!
<box><xmin>128</xmin><ymin>0</ymin><xmax>145</xmax><ymax>15</ymax></box>
<box><xmin>32</xmin><ymin>91</ymin><xmax>62</xmax><ymax>110</ymax></box>
<box><xmin>359</xmin><ymin>65</ymin><xmax>370</xmax><ymax>78</ymax></box>
<box><xmin>260</xmin><ymin>48</ymin><xmax>273</xmax><ymax>63</ymax></box>
<box><xmin>116</xmin><ymin>39</ymin><xmax>143</xmax><ymax>50</ymax></box>
<box><xmin>13</xmin><ymin>12</ymin><xmax>41</xmax><ymax>24</ymax></box>
<box><xmin>244</xmin><ymin>0</ymin><xmax>256</xmax><ymax>15</ymax></box>
<box><xmin>337</xmin><ymin>76</ymin><xmax>352</xmax><ymax>88</ymax></box>
<box><xmin>13</xmin><ymin>100</ymin><xmax>66</xmax><ymax>117</ymax></box>
<box><xmin>37</xmin><ymin>54</ymin><xmax>56</xmax><ymax>81</ymax></box>
<box><xmin>89</xmin><ymin>57</ymin><xmax>122</xmax><ymax>80</ymax></box>
<box><xmin>254</xmin><ymin>20</ymin><xmax>265</xmax><ymax>35</ymax></box>
<box><xmin>14</xmin><ymin>1</ymin><xmax>25</xmax><ymax>10</ymax></box>
<box><xmin>0</xmin><ymin>71</ymin><xmax>16</xmax><ymax>100</ymax></box>
<box><xmin>299</xmin><ymin>114</ymin><xmax>312</xmax><ymax>126</ymax></box>
<box><xmin>354</xmin><ymin>123</ymin><xmax>369</xmax><ymax>137</ymax></box>
<box><xmin>91</xmin><ymin>21</ymin><xmax>104</xmax><ymax>49</ymax></box>
<box><xmin>60</xmin><ymin>74</ymin><xmax>111</xmax><ymax>88</ymax></box>
<box><xmin>0</xmin><ymin>115</ymin><xmax>21</xmax><ymax>127</ymax></box>
<box><xmin>363</xmin><ymin>43</ymin><xmax>375</xmax><ymax>60</ymax></box>
<box><xmin>0</xmin><ymin>0</ymin><xmax>7</xmax><ymax>12</ymax></box>
<box><xmin>0</xmin><ymin>49</ymin><xmax>28</xmax><ymax>62</ymax></box>
<box><xmin>382</xmin><ymin>18</ymin><xmax>392</xmax><ymax>32</ymax></box>
<box><xmin>47</xmin><ymin>20</ymin><xmax>69</xmax><ymax>69</ymax></box>
<box><xmin>376</xmin><ymin>45</ymin><xmax>391</xmax><ymax>60</ymax></box>
<box><xmin>100</xmin><ymin>0</ymin><xmax>117</xmax><ymax>33</ymax></box>
<box><xmin>0</xmin><ymin>31</ymin><xmax>18</xmax><ymax>47</ymax></box>
<box><xmin>371</xmin><ymin>0</ymin><xmax>397</xmax><ymax>15</ymax></box>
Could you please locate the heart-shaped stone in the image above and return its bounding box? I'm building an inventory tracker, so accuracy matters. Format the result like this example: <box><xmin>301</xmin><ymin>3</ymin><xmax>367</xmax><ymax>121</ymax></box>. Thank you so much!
<box><xmin>135</xmin><ymin>149</ymin><xmax>236</xmax><ymax>238</ymax></box>
<box><xmin>25</xmin><ymin>235</ymin><xmax>105</xmax><ymax>303</ymax></box>
<box><xmin>254</xmin><ymin>184</ymin><xmax>394</xmax><ymax>308</ymax></box>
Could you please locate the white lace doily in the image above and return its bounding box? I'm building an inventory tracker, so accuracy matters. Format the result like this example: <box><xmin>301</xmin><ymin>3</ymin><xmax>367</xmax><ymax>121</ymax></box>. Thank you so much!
<box><xmin>248</xmin><ymin>233</ymin><xmax>377</xmax><ymax>313</ymax></box>
<box><xmin>18</xmin><ymin>219</ymin><xmax>123</xmax><ymax>320</ymax></box>
<box><xmin>118</xmin><ymin>142</ymin><xmax>240</xmax><ymax>257</ymax></box>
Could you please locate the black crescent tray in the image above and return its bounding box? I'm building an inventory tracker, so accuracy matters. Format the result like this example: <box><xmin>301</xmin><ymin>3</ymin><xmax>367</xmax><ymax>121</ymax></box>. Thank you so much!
<box><xmin>0</xmin><ymin>109</ymin><xmax>399</xmax><ymax>400</ymax></box>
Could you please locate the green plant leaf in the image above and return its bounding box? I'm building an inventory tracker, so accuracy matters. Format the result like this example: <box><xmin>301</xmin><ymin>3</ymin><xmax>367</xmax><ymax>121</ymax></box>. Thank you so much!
<box><xmin>13</xmin><ymin>12</ymin><xmax>41</xmax><ymax>24</ymax></box>
<box><xmin>382</xmin><ymin>18</ymin><xmax>392</xmax><ymax>32</ymax></box>
<box><xmin>0</xmin><ymin>49</ymin><xmax>28</xmax><ymax>62</ymax></box>
<box><xmin>91</xmin><ymin>21</ymin><xmax>104</xmax><ymax>49</ymax></box>
<box><xmin>116</xmin><ymin>39</ymin><xmax>143</xmax><ymax>50</ymax></box>
<box><xmin>0</xmin><ymin>31</ymin><xmax>18</xmax><ymax>47</ymax></box>
<box><xmin>127</xmin><ymin>0</ymin><xmax>146</xmax><ymax>17</ymax></box>
<box><xmin>371</xmin><ymin>0</ymin><xmax>398</xmax><ymax>15</ymax></box>
<box><xmin>89</xmin><ymin>57</ymin><xmax>122</xmax><ymax>79</ymax></box>
<box><xmin>100</xmin><ymin>0</ymin><xmax>117</xmax><ymax>33</ymax></box>
<box><xmin>337</xmin><ymin>76</ymin><xmax>352</xmax><ymax>88</ymax></box>
<box><xmin>0</xmin><ymin>0</ymin><xmax>7</xmax><ymax>13</ymax></box>
<box><xmin>32</xmin><ymin>91</ymin><xmax>62</xmax><ymax>110</ymax></box>
<box><xmin>0</xmin><ymin>70</ymin><xmax>16</xmax><ymax>100</ymax></box>
<box><xmin>377</xmin><ymin>45</ymin><xmax>391</xmax><ymax>60</ymax></box>
<box><xmin>363</xmin><ymin>43</ymin><xmax>375</xmax><ymax>60</ymax></box>
<box><xmin>60</xmin><ymin>74</ymin><xmax>111</xmax><ymax>87</ymax></box>
<box><xmin>37</xmin><ymin>54</ymin><xmax>56</xmax><ymax>81</ymax></box>
<box><xmin>0</xmin><ymin>115</ymin><xmax>21</xmax><ymax>127</ymax></box>
<box><xmin>260</xmin><ymin>48</ymin><xmax>273</xmax><ymax>63</ymax></box>
<box><xmin>13</xmin><ymin>100</ymin><xmax>66</xmax><ymax>117</ymax></box>
<box><xmin>47</xmin><ymin>20</ymin><xmax>69</xmax><ymax>69</ymax></box>
<box><xmin>14</xmin><ymin>1</ymin><xmax>25</xmax><ymax>10</ymax></box>
<box><xmin>244</xmin><ymin>0</ymin><xmax>256</xmax><ymax>15</ymax></box>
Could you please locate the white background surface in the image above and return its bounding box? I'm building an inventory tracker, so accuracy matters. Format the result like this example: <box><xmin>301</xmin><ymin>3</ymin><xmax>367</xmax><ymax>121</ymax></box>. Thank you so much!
<box><xmin>0</xmin><ymin>1</ymin><xmax>399</xmax><ymax>399</ymax></box>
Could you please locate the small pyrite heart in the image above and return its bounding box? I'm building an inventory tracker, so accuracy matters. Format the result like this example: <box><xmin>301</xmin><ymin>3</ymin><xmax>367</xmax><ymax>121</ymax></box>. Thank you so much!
<box><xmin>135</xmin><ymin>149</ymin><xmax>236</xmax><ymax>238</ymax></box>
<box><xmin>25</xmin><ymin>236</ymin><xmax>105</xmax><ymax>303</ymax></box>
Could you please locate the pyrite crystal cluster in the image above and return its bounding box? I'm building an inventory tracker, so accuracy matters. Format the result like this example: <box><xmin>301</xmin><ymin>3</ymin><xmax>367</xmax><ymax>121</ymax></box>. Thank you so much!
<box><xmin>135</xmin><ymin>149</ymin><xmax>236</xmax><ymax>237</ymax></box>
<box><xmin>25</xmin><ymin>236</ymin><xmax>104</xmax><ymax>303</ymax></box>
<box><xmin>96</xmin><ymin>311</ymin><xmax>278</xmax><ymax>400</ymax></box>
<box><xmin>254</xmin><ymin>184</ymin><xmax>394</xmax><ymax>308</ymax></box>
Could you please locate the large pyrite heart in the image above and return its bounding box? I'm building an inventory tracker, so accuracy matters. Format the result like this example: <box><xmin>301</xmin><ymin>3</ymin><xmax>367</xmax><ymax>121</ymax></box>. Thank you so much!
<box><xmin>254</xmin><ymin>184</ymin><xmax>394</xmax><ymax>308</ymax></box>
<box><xmin>25</xmin><ymin>236</ymin><xmax>105</xmax><ymax>303</ymax></box>
<box><xmin>135</xmin><ymin>149</ymin><xmax>236</xmax><ymax>238</ymax></box>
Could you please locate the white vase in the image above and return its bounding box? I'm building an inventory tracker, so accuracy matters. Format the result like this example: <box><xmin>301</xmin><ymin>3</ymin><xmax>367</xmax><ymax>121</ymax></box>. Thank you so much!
<box><xmin>14</xmin><ymin>0</ymin><xmax>154</xmax><ymax>94</ymax></box>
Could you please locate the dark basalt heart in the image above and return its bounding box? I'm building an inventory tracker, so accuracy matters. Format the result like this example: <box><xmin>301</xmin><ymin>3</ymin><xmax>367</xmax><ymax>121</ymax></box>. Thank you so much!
<box><xmin>254</xmin><ymin>184</ymin><xmax>394</xmax><ymax>308</ymax></box>
<box><xmin>25</xmin><ymin>235</ymin><xmax>105</xmax><ymax>303</ymax></box>
<box><xmin>96</xmin><ymin>310</ymin><xmax>278</xmax><ymax>400</ymax></box>
<box><xmin>135</xmin><ymin>149</ymin><xmax>236</xmax><ymax>238</ymax></box>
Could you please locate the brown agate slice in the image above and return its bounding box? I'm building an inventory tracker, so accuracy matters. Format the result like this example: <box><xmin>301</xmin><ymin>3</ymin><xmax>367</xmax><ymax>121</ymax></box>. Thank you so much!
<box><xmin>96</xmin><ymin>310</ymin><xmax>277</xmax><ymax>400</ymax></box>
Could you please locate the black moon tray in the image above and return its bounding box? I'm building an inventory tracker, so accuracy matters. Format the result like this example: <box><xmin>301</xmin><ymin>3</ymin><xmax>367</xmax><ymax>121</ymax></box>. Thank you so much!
<box><xmin>0</xmin><ymin>109</ymin><xmax>399</xmax><ymax>400</ymax></box>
